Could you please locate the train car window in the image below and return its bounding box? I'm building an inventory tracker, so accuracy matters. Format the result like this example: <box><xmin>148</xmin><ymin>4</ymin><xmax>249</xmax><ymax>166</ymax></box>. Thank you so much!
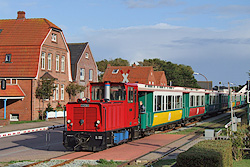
<box><xmin>162</xmin><ymin>96</ymin><xmax>165</xmax><ymax>110</ymax></box>
<box><xmin>167</xmin><ymin>96</ymin><xmax>173</xmax><ymax>110</ymax></box>
<box><xmin>196</xmin><ymin>96</ymin><xmax>200</xmax><ymax>106</ymax></box>
<box><xmin>175</xmin><ymin>95</ymin><xmax>181</xmax><ymax>109</ymax></box>
<box><xmin>91</xmin><ymin>86</ymin><xmax>104</xmax><ymax>100</ymax></box>
<box><xmin>110</xmin><ymin>85</ymin><xmax>126</xmax><ymax>101</ymax></box>
<box><xmin>128</xmin><ymin>87</ymin><xmax>134</xmax><ymax>103</ymax></box>
<box><xmin>157</xmin><ymin>95</ymin><xmax>162</xmax><ymax>111</ymax></box>
<box><xmin>212</xmin><ymin>96</ymin><xmax>215</xmax><ymax>104</ymax></box>
<box><xmin>201</xmin><ymin>96</ymin><xmax>205</xmax><ymax>105</ymax></box>
<box><xmin>190</xmin><ymin>95</ymin><xmax>195</xmax><ymax>107</ymax></box>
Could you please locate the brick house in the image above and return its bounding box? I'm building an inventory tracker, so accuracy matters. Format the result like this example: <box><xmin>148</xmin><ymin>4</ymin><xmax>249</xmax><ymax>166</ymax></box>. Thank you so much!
<box><xmin>103</xmin><ymin>64</ymin><xmax>167</xmax><ymax>86</ymax></box>
<box><xmin>68</xmin><ymin>43</ymin><xmax>98</xmax><ymax>100</ymax></box>
<box><xmin>0</xmin><ymin>11</ymin><xmax>72</xmax><ymax>121</ymax></box>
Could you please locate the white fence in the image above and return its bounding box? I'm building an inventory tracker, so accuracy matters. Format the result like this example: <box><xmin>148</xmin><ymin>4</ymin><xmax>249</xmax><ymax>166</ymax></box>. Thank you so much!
<box><xmin>46</xmin><ymin>110</ymin><xmax>66</xmax><ymax>119</ymax></box>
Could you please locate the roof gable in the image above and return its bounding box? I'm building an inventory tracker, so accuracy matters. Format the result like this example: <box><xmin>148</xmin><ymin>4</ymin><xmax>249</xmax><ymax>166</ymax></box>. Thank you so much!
<box><xmin>68</xmin><ymin>43</ymin><xmax>88</xmax><ymax>80</ymax></box>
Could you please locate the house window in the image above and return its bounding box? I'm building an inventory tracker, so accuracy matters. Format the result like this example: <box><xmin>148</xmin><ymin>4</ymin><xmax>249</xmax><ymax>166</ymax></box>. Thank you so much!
<box><xmin>61</xmin><ymin>84</ymin><xmax>64</xmax><ymax>100</ymax></box>
<box><xmin>53</xmin><ymin>84</ymin><xmax>55</xmax><ymax>100</ymax></box>
<box><xmin>89</xmin><ymin>69</ymin><xmax>93</xmax><ymax>81</ymax></box>
<box><xmin>5</xmin><ymin>54</ymin><xmax>11</xmax><ymax>63</ymax></box>
<box><xmin>80</xmin><ymin>91</ymin><xmax>84</xmax><ymax>99</ymax></box>
<box><xmin>80</xmin><ymin>68</ymin><xmax>85</xmax><ymax>80</ymax></box>
<box><xmin>85</xmin><ymin>53</ymin><xmax>89</xmax><ymax>58</ymax></box>
<box><xmin>56</xmin><ymin>55</ymin><xmax>59</xmax><ymax>71</ymax></box>
<box><xmin>52</xmin><ymin>33</ymin><xmax>57</xmax><ymax>42</ymax></box>
<box><xmin>56</xmin><ymin>84</ymin><xmax>59</xmax><ymax>100</ymax></box>
<box><xmin>41</xmin><ymin>52</ymin><xmax>45</xmax><ymax>70</ymax></box>
<box><xmin>112</xmin><ymin>69</ymin><xmax>119</xmax><ymax>74</ymax></box>
<box><xmin>61</xmin><ymin>56</ymin><xmax>65</xmax><ymax>72</ymax></box>
<box><xmin>48</xmin><ymin>53</ymin><xmax>52</xmax><ymax>70</ymax></box>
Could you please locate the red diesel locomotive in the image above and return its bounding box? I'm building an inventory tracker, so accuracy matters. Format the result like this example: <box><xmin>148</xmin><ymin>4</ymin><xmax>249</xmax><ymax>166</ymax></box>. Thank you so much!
<box><xmin>63</xmin><ymin>81</ymin><xmax>140</xmax><ymax>151</ymax></box>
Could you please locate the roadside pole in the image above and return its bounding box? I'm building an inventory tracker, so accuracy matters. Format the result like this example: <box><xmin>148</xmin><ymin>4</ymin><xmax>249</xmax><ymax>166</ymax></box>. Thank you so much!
<box><xmin>247</xmin><ymin>80</ymin><xmax>250</xmax><ymax>126</ymax></box>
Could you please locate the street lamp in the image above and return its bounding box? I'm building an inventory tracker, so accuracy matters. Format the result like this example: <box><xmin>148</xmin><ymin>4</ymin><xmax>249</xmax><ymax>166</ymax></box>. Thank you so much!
<box><xmin>193</xmin><ymin>72</ymin><xmax>209</xmax><ymax>89</ymax></box>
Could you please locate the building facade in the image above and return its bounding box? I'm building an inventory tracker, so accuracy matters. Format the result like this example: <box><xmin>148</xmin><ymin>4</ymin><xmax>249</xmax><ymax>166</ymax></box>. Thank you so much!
<box><xmin>68</xmin><ymin>43</ymin><xmax>98</xmax><ymax>100</ymax></box>
<box><xmin>0</xmin><ymin>11</ymin><xmax>72</xmax><ymax>121</ymax></box>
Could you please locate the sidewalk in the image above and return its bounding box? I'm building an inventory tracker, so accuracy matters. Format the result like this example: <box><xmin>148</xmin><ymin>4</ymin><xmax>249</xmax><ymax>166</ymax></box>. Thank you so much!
<box><xmin>0</xmin><ymin>118</ymin><xmax>65</xmax><ymax>134</ymax></box>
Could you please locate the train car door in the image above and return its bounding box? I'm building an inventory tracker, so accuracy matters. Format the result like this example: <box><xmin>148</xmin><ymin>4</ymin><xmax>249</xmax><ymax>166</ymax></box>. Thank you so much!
<box><xmin>183</xmin><ymin>93</ymin><xmax>189</xmax><ymax>120</ymax></box>
<box><xmin>127</xmin><ymin>86</ymin><xmax>138</xmax><ymax>126</ymax></box>
<box><xmin>138</xmin><ymin>91</ymin><xmax>153</xmax><ymax>129</ymax></box>
<box><xmin>205</xmin><ymin>93</ymin><xmax>209</xmax><ymax>113</ymax></box>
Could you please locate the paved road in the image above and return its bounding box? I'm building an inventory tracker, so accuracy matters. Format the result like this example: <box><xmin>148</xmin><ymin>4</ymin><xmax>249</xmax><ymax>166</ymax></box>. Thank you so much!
<box><xmin>0</xmin><ymin>127</ymin><xmax>71</xmax><ymax>162</ymax></box>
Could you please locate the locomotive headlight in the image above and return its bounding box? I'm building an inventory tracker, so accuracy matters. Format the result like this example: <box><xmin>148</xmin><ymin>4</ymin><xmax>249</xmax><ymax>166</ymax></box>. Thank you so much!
<box><xmin>95</xmin><ymin>120</ymin><xmax>101</xmax><ymax>127</ymax></box>
<box><xmin>67</xmin><ymin>119</ymin><xmax>71</xmax><ymax>124</ymax></box>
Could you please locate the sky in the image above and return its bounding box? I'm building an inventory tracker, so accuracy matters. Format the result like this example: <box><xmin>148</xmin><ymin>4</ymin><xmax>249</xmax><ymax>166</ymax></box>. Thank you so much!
<box><xmin>1</xmin><ymin>0</ymin><xmax>250</xmax><ymax>87</ymax></box>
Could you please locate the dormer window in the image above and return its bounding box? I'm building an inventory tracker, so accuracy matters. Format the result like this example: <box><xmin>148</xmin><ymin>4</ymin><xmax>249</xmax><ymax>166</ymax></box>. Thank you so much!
<box><xmin>52</xmin><ymin>33</ymin><xmax>57</xmax><ymax>42</ymax></box>
<box><xmin>85</xmin><ymin>53</ymin><xmax>89</xmax><ymax>58</ymax></box>
<box><xmin>5</xmin><ymin>54</ymin><xmax>11</xmax><ymax>63</ymax></box>
<box><xmin>112</xmin><ymin>69</ymin><xmax>119</xmax><ymax>74</ymax></box>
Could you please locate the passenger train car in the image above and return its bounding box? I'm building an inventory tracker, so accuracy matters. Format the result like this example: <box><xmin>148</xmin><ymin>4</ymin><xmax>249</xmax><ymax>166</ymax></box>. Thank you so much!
<box><xmin>63</xmin><ymin>81</ymin><xmax>245</xmax><ymax>151</ymax></box>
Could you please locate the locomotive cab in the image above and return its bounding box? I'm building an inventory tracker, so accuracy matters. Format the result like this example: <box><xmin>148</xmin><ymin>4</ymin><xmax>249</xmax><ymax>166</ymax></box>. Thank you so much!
<box><xmin>63</xmin><ymin>82</ymin><xmax>140</xmax><ymax>151</ymax></box>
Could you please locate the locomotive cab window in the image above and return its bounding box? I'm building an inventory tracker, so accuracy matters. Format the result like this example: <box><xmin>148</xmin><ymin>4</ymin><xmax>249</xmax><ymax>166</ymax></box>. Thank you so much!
<box><xmin>110</xmin><ymin>85</ymin><xmax>126</xmax><ymax>101</ymax></box>
<box><xmin>91</xmin><ymin>86</ymin><xmax>104</xmax><ymax>100</ymax></box>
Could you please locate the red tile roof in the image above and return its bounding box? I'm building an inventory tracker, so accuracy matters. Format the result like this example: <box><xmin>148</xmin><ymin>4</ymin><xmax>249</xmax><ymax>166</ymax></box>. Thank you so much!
<box><xmin>0</xmin><ymin>85</ymin><xmax>25</xmax><ymax>97</ymax></box>
<box><xmin>154</xmin><ymin>71</ymin><xmax>167</xmax><ymax>85</ymax></box>
<box><xmin>0</xmin><ymin>18</ymin><xmax>61</xmax><ymax>78</ymax></box>
<box><xmin>103</xmin><ymin>64</ymin><xmax>155</xmax><ymax>84</ymax></box>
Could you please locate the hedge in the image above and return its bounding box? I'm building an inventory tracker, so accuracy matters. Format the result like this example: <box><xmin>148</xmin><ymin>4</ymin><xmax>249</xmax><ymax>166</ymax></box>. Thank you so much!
<box><xmin>176</xmin><ymin>140</ymin><xmax>232</xmax><ymax>167</ymax></box>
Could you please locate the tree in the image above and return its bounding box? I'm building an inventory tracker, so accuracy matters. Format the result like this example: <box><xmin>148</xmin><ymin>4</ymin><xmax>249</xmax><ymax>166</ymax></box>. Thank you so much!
<box><xmin>138</xmin><ymin>58</ymin><xmax>200</xmax><ymax>88</ymax></box>
<box><xmin>35</xmin><ymin>78</ymin><xmax>55</xmax><ymax>120</ymax></box>
<box><xmin>96</xmin><ymin>58</ymin><xmax>130</xmax><ymax>82</ymax></box>
<box><xmin>66</xmin><ymin>82</ymin><xmax>85</xmax><ymax>101</ymax></box>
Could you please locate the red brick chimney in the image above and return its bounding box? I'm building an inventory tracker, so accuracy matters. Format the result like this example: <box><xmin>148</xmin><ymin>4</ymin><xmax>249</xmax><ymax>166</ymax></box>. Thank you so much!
<box><xmin>17</xmin><ymin>11</ymin><xmax>26</xmax><ymax>20</ymax></box>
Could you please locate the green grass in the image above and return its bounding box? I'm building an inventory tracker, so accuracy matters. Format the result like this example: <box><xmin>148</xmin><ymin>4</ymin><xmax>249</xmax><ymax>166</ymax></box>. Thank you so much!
<box><xmin>233</xmin><ymin>159</ymin><xmax>250</xmax><ymax>167</ymax></box>
<box><xmin>10</xmin><ymin>120</ymin><xmax>45</xmax><ymax>124</ymax></box>
<box><xmin>151</xmin><ymin>159</ymin><xmax>176</xmax><ymax>167</ymax></box>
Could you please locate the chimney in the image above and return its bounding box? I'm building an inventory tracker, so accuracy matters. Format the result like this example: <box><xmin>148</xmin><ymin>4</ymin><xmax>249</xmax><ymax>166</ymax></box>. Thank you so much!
<box><xmin>132</xmin><ymin>63</ymin><xmax>136</xmax><ymax>68</ymax></box>
<box><xmin>17</xmin><ymin>11</ymin><xmax>26</xmax><ymax>20</ymax></box>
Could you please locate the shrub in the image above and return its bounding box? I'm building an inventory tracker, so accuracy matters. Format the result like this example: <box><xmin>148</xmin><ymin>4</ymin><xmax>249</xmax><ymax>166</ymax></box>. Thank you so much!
<box><xmin>177</xmin><ymin>140</ymin><xmax>232</xmax><ymax>167</ymax></box>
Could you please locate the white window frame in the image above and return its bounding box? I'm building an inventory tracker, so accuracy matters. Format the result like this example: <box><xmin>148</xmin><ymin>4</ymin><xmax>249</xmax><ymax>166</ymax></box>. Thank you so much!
<box><xmin>48</xmin><ymin>53</ymin><xmax>52</xmax><ymax>70</ymax></box>
<box><xmin>56</xmin><ymin>55</ymin><xmax>59</xmax><ymax>71</ymax></box>
<box><xmin>89</xmin><ymin>69</ymin><xmax>93</xmax><ymax>81</ymax></box>
<box><xmin>80</xmin><ymin>68</ymin><xmax>85</xmax><ymax>80</ymax></box>
<box><xmin>80</xmin><ymin>91</ymin><xmax>85</xmax><ymax>99</ymax></box>
<box><xmin>61</xmin><ymin>84</ymin><xmax>64</xmax><ymax>100</ymax></box>
<box><xmin>41</xmin><ymin>52</ymin><xmax>45</xmax><ymax>70</ymax></box>
<box><xmin>85</xmin><ymin>53</ymin><xmax>89</xmax><ymax>58</ymax></box>
<box><xmin>61</xmin><ymin>56</ymin><xmax>65</xmax><ymax>72</ymax></box>
<box><xmin>5</xmin><ymin>54</ymin><xmax>11</xmax><ymax>62</ymax></box>
<box><xmin>53</xmin><ymin>84</ymin><xmax>55</xmax><ymax>100</ymax></box>
<box><xmin>52</xmin><ymin>33</ymin><xmax>57</xmax><ymax>42</ymax></box>
<box><xmin>56</xmin><ymin>84</ymin><xmax>59</xmax><ymax>100</ymax></box>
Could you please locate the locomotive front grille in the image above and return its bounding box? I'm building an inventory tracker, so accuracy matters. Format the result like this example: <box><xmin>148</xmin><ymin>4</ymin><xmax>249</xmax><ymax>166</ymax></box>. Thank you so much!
<box><xmin>73</xmin><ymin>107</ymin><xmax>97</xmax><ymax>131</ymax></box>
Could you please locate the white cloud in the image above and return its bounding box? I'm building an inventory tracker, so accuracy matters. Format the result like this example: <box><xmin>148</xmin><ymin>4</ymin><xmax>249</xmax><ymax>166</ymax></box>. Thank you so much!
<box><xmin>123</xmin><ymin>0</ymin><xmax>182</xmax><ymax>8</ymax></box>
<box><xmin>67</xmin><ymin>22</ymin><xmax>250</xmax><ymax>85</ymax></box>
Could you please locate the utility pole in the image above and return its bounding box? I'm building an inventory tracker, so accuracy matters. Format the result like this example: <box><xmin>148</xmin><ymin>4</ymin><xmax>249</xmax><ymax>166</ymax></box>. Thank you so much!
<box><xmin>228</xmin><ymin>82</ymin><xmax>237</xmax><ymax>132</ymax></box>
